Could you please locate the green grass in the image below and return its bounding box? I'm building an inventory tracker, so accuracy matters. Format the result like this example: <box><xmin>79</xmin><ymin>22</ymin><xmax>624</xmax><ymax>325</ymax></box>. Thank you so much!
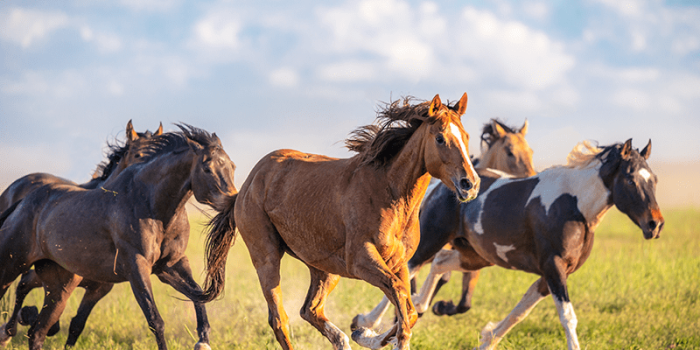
<box><xmin>2</xmin><ymin>208</ymin><xmax>699</xmax><ymax>349</ymax></box>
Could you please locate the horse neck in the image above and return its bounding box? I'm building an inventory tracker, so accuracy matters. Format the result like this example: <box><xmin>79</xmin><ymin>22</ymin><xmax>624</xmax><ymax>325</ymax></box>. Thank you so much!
<box><xmin>134</xmin><ymin>150</ymin><xmax>194</xmax><ymax>221</ymax></box>
<box><xmin>477</xmin><ymin>144</ymin><xmax>499</xmax><ymax>169</ymax></box>
<box><xmin>384</xmin><ymin>128</ymin><xmax>432</xmax><ymax>210</ymax></box>
<box><xmin>539</xmin><ymin>161</ymin><xmax>613</xmax><ymax>227</ymax></box>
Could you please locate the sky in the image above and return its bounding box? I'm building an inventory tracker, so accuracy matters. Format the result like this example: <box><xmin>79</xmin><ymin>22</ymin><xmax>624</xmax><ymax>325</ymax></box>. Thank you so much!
<box><xmin>1</xmin><ymin>0</ymin><xmax>699</xmax><ymax>193</ymax></box>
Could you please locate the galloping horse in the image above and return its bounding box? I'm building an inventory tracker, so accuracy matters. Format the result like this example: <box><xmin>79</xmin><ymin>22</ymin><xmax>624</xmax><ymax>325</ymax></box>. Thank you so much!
<box><xmin>0</xmin><ymin>125</ymin><xmax>236</xmax><ymax>350</ymax></box>
<box><xmin>405</xmin><ymin>139</ymin><xmax>663</xmax><ymax>349</ymax></box>
<box><xmin>0</xmin><ymin>120</ymin><xmax>161</xmax><ymax>347</ymax></box>
<box><xmin>354</xmin><ymin>118</ymin><xmax>535</xmax><ymax>329</ymax></box>
<box><xmin>197</xmin><ymin>94</ymin><xmax>479</xmax><ymax>350</ymax></box>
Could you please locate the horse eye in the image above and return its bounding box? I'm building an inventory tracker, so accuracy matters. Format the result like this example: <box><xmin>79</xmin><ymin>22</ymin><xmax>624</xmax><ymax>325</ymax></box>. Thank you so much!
<box><xmin>436</xmin><ymin>134</ymin><xmax>445</xmax><ymax>145</ymax></box>
<box><xmin>626</xmin><ymin>178</ymin><xmax>635</xmax><ymax>186</ymax></box>
<box><xmin>506</xmin><ymin>149</ymin><xmax>514</xmax><ymax>157</ymax></box>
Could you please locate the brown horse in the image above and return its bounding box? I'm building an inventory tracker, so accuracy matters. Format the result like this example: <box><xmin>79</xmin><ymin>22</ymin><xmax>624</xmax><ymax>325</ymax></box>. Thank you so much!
<box><xmin>354</xmin><ymin>118</ymin><xmax>536</xmax><ymax>329</ymax></box>
<box><xmin>0</xmin><ymin>120</ymin><xmax>162</xmax><ymax>347</ymax></box>
<box><xmin>407</xmin><ymin>139</ymin><xmax>663</xmax><ymax>349</ymax></box>
<box><xmin>197</xmin><ymin>94</ymin><xmax>479</xmax><ymax>350</ymax></box>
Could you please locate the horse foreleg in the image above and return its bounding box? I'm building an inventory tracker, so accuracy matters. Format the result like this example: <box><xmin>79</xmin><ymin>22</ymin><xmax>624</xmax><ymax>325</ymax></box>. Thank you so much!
<box><xmin>412</xmin><ymin>249</ymin><xmax>462</xmax><ymax>315</ymax></box>
<box><xmin>65</xmin><ymin>281</ymin><xmax>114</xmax><ymax>347</ymax></box>
<box><xmin>352</xmin><ymin>264</ymin><xmax>421</xmax><ymax>330</ymax></box>
<box><xmin>350</xmin><ymin>250</ymin><xmax>416</xmax><ymax>350</ymax></box>
<box><xmin>478</xmin><ymin>277</ymin><xmax>549</xmax><ymax>350</ymax></box>
<box><xmin>127</xmin><ymin>255</ymin><xmax>167</xmax><ymax>350</ymax></box>
<box><xmin>300</xmin><ymin>267</ymin><xmax>350</xmax><ymax>350</ymax></box>
<box><xmin>27</xmin><ymin>261</ymin><xmax>82</xmax><ymax>350</ymax></box>
<box><xmin>543</xmin><ymin>258</ymin><xmax>580</xmax><ymax>350</ymax></box>
<box><xmin>433</xmin><ymin>270</ymin><xmax>480</xmax><ymax>316</ymax></box>
<box><xmin>155</xmin><ymin>257</ymin><xmax>211</xmax><ymax>350</ymax></box>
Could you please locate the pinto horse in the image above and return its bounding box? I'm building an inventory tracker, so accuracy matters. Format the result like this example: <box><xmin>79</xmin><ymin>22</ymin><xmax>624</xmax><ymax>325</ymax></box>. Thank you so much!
<box><xmin>409</xmin><ymin>139</ymin><xmax>663</xmax><ymax>349</ymax></box>
<box><xmin>197</xmin><ymin>94</ymin><xmax>479</xmax><ymax>350</ymax></box>
<box><xmin>0</xmin><ymin>125</ymin><xmax>236</xmax><ymax>350</ymax></box>
<box><xmin>354</xmin><ymin>118</ymin><xmax>535</xmax><ymax>329</ymax></box>
<box><xmin>0</xmin><ymin>120</ymin><xmax>162</xmax><ymax>347</ymax></box>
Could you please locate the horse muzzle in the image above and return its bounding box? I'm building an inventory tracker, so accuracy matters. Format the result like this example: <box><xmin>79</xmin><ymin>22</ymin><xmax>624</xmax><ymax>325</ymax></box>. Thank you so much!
<box><xmin>641</xmin><ymin>209</ymin><xmax>664</xmax><ymax>240</ymax></box>
<box><xmin>454</xmin><ymin>177</ymin><xmax>480</xmax><ymax>203</ymax></box>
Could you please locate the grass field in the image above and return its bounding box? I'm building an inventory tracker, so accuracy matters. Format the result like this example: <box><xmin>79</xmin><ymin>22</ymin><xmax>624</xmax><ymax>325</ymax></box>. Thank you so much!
<box><xmin>1</xmin><ymin>207</ymin><xmax>698</xmax><ymax>350</ymax></box>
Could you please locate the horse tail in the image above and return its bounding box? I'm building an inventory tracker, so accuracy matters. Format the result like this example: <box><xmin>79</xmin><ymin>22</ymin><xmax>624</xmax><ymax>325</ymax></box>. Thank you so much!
<box><xmin>0</xmin><ymin>199</ymin><xmax>21</xmax><ymax>228</ymax></box>
<box><xmin>198</xmin><ymin>193</ymin><xmax>238</xmax><ymax>302</ymax></box>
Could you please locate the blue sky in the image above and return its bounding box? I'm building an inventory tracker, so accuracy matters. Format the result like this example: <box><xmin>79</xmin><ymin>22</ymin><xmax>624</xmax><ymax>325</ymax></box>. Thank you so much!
<box><xmin>1</xmin><ymin>0</ymin><xmax>699</xmax><ymax>189</ymax></box>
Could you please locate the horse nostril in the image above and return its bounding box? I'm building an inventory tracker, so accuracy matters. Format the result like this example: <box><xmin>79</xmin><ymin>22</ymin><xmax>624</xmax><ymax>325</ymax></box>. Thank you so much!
<box><xmin>460</xmin><ymin>178</ymin><xmax>473</xmax><ymax>191</ymax></box>
<box><xmin>648</xmin><ymin>220</ymin><xmax>658</xmax><ymax>230</ymax></box>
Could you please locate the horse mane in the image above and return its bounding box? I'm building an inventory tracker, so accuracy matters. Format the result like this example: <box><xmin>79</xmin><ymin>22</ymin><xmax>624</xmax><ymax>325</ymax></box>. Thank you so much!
<box><xmin>92</xmin><ymin>140</ymin><xmax>130</xmax><ymax>181</ymax></box>
<box><xmin>480</xmin><ymin>119</ymin><xmax>516</xmax><ymax>149</ymax></box>
<box><xmin>346</xmin><ymin>97</ymin><xmax>440</xmax><ymax>167</ymax></box>
<box><xmin>138</xmin><ymin>123</ymin><xmax>218</xmax><ymax>163</ymax></box>
<box><xmin>564</xmin><ymin>141</ymin><xmax>622</xmax><ymax>169</ymax></box>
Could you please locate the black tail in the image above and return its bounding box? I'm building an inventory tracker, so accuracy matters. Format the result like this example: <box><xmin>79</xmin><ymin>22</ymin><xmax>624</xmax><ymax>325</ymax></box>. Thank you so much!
<box><xmin>0</xmin><ymin>199</ymin><xmax>21</xmax><ymax>229</ymax></box>
<box><xmin>196</xmin><ymin>193</ymin><xmax>238</xmax><ymax>302</ymax></box>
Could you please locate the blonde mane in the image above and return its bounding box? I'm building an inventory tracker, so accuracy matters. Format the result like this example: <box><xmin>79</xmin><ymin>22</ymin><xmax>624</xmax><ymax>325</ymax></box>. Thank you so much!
<box><xmin>565</xmin><ymin>141</ymin><xmax>603</xmax><ymax>169</ymax></box>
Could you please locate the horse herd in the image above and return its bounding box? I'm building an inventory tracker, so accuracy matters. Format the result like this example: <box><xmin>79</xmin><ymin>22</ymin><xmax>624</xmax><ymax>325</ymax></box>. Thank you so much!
<box><xmin>0</xmin><ymin>93</ymin><xmax>664</xmax><ymax>350</ymax></box>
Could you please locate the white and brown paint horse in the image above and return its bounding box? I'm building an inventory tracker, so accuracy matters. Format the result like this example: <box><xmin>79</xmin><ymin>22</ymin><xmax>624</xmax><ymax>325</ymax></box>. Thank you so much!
<box><xmin>409</xmin><ymin>139</ymin><xmax>663</xmax><ymax>349</ymax></box>
<box><xmin>197</xmin><ymin>94</ymin><xmax>480</xmax><ymax>350</ymax></box>
<box><xmin>354</xmin><ymin>119</ymin><xmax>536</xmax><ymax>329</ymax></box>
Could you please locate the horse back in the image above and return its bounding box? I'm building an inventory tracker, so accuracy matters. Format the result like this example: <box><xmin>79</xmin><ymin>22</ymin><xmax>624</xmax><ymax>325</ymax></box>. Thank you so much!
<box><xmin>0</xmin><ymin>173</ymin><xmax>76</xmax><ymax>213</ymax></box>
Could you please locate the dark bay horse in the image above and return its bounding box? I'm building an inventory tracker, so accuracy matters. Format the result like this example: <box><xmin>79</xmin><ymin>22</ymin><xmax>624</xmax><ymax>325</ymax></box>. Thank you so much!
<box><xmin>354</xmin><ymin>118</ymin><xmax>536</xmax><ymax>329</ymax></box>
<box><xmin>197</xmin><ymin>94</ymin><xmax>479</xmax><ymax>350</ymax></box>
<box><xmin>0</xmin><ymin>125</ymin><xmax>237</xmax><ymax>350</ymax></box>
<box><xmin>0</xmin><ymin>120</ymin><xmax>162</xmax><ymax>347</ymax></box>
<box><xmin>408</xmin><ymin>139</ymin><xmax>663</xmax><ymax>349</ymax></box>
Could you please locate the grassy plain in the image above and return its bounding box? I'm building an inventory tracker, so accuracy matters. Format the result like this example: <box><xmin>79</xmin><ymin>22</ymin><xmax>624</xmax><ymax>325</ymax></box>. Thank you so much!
<box><xmin>1</xmin><ymin>207</ymin><xmax>698</xmax><ymax>349</ymax></box>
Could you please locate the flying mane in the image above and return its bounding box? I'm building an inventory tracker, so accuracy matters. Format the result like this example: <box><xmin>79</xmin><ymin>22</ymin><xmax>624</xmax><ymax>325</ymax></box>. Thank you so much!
<box><xmin>138</xmin><ymin>123</ymin><xmax>220</xmax><ymax>163</ymax></box>
<box><xmin>562</xmin><ymin>141</ymin><xmax>624</xmax><ymax>170</ymax></box>
<box><xmin>346</xmin><ymin>97</ymin><xmax>457</xmax><ymax>167</ymax></box>
<box><xmin>92</xmin><ymin>141</ymin><xmax>131</xmax><ymax>181</ymax></box>
<box><xmin>480</xmin><ymin>119</ymin><xmax>516</xmax><ymax>150</ymax></box>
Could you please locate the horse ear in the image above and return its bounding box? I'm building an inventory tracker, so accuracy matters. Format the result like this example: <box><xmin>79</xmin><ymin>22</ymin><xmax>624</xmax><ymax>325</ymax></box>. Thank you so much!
<box><xmin>126</xmin><ymin>119</ymin><xmax>139</xmax><ymax>142</ymax></box>
<box><xmin>453</xmin><ymin>92</ymin><xmax>468</xmax><ymax>116</ymax></box>
<box><xmin>640</xmin><ymin>139</ymin><xmax>651</xmax><ymax>160</ymax></box>
<box><xmin>155</xmin><ymin>122</ymin><xmax>163</xmax><ymax>136</ymax></box>
<box><xmin>212</xmin><ymin>132</ymin><xmax>223</xmax><ymax>146</ymax></box>
<box><xmin>492</xmin><ymin>120</ymin><xmax>506</xmax><ymax>138</ymax></box>
<box><xmin>519</xmin><ymin>119</ymin><xmax>529</xmax><ymax>135</ymax></box>
<box><xmin>428</xmin><ymin>94</ymin><xmax>442</xmax><ymax>117</ymax></box>
<box><xmin>621</xmin><ymin>138</ymin><xmax>633</xmax><ymax>160</ymax></box>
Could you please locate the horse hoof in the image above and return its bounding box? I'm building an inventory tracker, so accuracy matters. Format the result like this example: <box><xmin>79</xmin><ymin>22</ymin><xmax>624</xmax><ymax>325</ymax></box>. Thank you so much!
<box><xmin>194</xmin><ymin>341</ymin><xmax>211</xmax><ymax>350</ymax></box>
<box><xmin>0</xmin><ymin>325</ymin><xmax>10</xmax><ymax>348</ymax></box>
<box><xmin>350</xmin><ymin>315</ymin><xmax>361</xmax><ymax>331</ymax></box>
<box><xmin>18</xmin><ymin>306</ymin><xmax>39</xmax><ymax>326</ymax></box>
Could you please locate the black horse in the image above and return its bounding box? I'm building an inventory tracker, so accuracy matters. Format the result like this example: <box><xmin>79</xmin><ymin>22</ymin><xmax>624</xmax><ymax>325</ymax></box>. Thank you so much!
<box><xmin>0</xmin><ymin>120</ymin><xmax>161</xmax><ymax>347</ymax></box>
<box><xmin>0</xmin><ymin>124</ymin><xmax>236</xmax><ymax>350</ymax></box>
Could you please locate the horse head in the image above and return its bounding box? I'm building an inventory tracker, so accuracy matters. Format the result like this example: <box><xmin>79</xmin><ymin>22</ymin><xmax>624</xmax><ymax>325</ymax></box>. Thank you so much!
<box><xmin>603</xmin><ymin>139</ymin><xmax>664</xmax><ymax>239</ymax></box>
<box><xmin>118</xmin><ymin>120</ymin><xmax>165</xmax><ymax>173</ymax></box>
<box><xmin>479</xmin><ymin>119</ymin><xmax>535</xmax><ymax>177</ymax></box>
<box><xmin>423</xmin><ymin>93</ymin><xmax>480</xmax><ymax>202</ymax></box>
<box><xmin>182</xmin><ymin>126</ymin><xmax>237</xmax><ymax>212</ymax></box>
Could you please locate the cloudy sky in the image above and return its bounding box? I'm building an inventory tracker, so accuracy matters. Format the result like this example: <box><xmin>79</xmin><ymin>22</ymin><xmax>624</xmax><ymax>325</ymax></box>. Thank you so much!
<box><xmin>1</xmin><ymin>0</ymin><xmax>699</xmax><ymax>191</ymax></box>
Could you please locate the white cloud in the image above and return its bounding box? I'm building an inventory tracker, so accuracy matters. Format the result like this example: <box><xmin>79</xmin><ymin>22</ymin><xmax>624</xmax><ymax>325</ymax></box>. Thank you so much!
<box><xmin>269</xmin><ymin>68</ymin><xmax>300</xmax><ymax>88</ymax></box>
<box><xmin>80</xmin><ymin>26</ymin><xmax>122</xmax><ymax>53</ymax></box>
<box><xmin>193</xmin><ymin>13</ymin><xmax>242</xmax><ymax>50</ymax></box>
<box><xmin>0</xmin><ymin>8</ymin><xmax>68</xmax><ymax>48</ymax></box>
<box><xmin>522</xmin><ymin>1</ymin><xmax>550</xmax><ymax>21</ymax></box>
<box><xmin>119</xmin><ymin>0</ymin><xmax>181</xmax><ymax>12</ymax></box>
<box><xmin>457</xmin><ymin>7</ymin><xmax>575</xmax><ymax>90</ymax></box>
<box><xmin>612</xmin><ymin>88</ymin><xmax>651</xmax><ymax>111</ymax></box>
<box><xmin>316</xmin><ymin>61</ymin><xmax>377</xmax><ymax>82</ymax></box>
<box><xmin>593</xmin><ymin>0</ymin><xmax>643</xmax><ymax>17</ymax></box>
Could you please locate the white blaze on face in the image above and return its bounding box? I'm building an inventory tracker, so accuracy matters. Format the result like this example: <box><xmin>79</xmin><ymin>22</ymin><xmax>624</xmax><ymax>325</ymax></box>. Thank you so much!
<box><xmin>639</xmin><ymin>168</ymin><xmax>652</xmax><ymax>182</ymax></box>
<box><xmin>450</xmin><ymin>123</ymin><xmax>476</xmax><ymax>174</ymax></box>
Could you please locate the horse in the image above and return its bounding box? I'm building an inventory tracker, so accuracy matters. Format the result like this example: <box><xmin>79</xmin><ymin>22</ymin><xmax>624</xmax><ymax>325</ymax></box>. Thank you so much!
<box><xmin>406</xmin><ymin>139</ymin><xmax>663</xmax><ymax>349</ymax></box>
<box><xmin>196</xmin><ymin>94</ymin><xmax>480</xmax><ymax>350</ymax></box>
<box><xmin>353</xmin><ymin>118</ymin><xmax>536</xmax><ymax>329</ymax></box>
<box><xmin>0</xmin><ymin>124</ymin><xmax>237</xmax><ymax>350</ymax></box>
<box><xmin>0</xmin><ymin>120</ymin><xmax>162</xmax><ymax>347</ymax></box>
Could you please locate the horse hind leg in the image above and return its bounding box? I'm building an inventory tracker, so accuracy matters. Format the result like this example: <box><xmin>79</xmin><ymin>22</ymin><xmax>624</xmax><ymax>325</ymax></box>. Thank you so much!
<box><xmin>155</xmin><ymin>257</ymin><xmax>211</xmax><ymax>350</ymax></box>
<box><xmin>433</xmin><ymin>270</ymin><xmax>480</xmax><ymax>316</ymax></box>
<box><xmin>300</xmin><ymin>266</ymin><xmax>350</xmax><ymax>350</ymax></box>
<box><xmin>478</xmin><ymin>277</ymin><xmax>549</xmax><ymax>350</ymax></box>
<box><xmin>27</xmin><ymin>260</ymin><xmax>82</xmax><ymax>350</ymax></box>
<box><xmin>65</xmin><ymin>281</ymin><xmax>114</xmax><ymax>347</ymax></box>
<box><xmin>0</xmin><ymin>270</ymin><xmax>43</xmax><ymax>346</ymax></box>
